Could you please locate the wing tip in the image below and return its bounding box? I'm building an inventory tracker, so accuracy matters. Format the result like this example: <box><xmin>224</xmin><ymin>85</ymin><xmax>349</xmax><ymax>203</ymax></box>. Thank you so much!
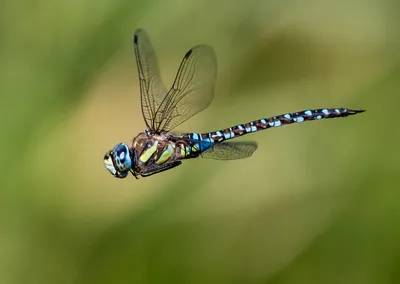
<box><xmin>184</xmin><ymin>48</ymin><xmax>193</xmax><ymax>59</ymax></box>
<box><xmin>133</xmin><ymin>29</ymin><xmax>146</xmax><ymax>44</ymax></box>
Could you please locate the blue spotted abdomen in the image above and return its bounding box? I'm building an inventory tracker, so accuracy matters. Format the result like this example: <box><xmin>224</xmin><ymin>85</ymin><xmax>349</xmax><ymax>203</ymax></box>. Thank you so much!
<box><xmin>192</xmin><ymin>108</ymin><xmax>364</xmax><ymax>144</ymax></box>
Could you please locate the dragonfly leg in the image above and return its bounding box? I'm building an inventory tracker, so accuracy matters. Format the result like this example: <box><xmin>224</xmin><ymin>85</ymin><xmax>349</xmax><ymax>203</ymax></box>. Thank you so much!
<box><xmin>130</xmin><ymin>170</ymin><xmax>140</xmax><ymax>180</ymax></box>
<box><xmin>137</xmin><ymin>161</ymin><xmax>182</xmax><ymax>178</ymax></box>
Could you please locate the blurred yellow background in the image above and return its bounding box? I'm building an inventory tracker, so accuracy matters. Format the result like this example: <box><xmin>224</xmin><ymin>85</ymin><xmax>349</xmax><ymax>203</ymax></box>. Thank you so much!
<box><xmin>1</xmin><ymin>0</ymin><xmax>399</xmax><ymax>283</ymax></box>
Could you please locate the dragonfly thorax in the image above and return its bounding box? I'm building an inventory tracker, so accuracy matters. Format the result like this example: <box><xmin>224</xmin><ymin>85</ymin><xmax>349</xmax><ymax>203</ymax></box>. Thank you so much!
<box><xmin>103</xmin><ymin>143</ymin><xmax>133</xmax><ymax>178</ymax></box>
<box><xmin>131</xmin><ymin>131</ymin><xmax>172</xmax><ymax>164</ymax></box>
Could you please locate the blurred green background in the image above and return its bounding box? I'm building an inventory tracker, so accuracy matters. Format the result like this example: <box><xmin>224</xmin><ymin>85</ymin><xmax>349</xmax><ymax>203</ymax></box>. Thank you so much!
<box><xmin>1</xmin><ymin>0</ymin><xmax>399</xmax><ymax>283</ymax></box>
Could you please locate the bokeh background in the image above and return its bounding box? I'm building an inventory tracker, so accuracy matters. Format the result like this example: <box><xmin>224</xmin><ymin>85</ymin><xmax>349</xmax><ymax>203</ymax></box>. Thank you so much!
<box><xmin>1</xmin><ymin>0</ymin><xmax>399</xmax><ymax>283</ymax></box>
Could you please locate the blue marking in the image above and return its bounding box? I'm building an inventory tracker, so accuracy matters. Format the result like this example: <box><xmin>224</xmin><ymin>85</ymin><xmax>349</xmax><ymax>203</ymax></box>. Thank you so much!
<box><xmin>224</xmin><ymin>131</ymin><xmax>231</xmax><ymax>139</ymax></box>
<box><xmin>316</xmin><ymin>115</ymin><xmax>322</xmax><ymax>120</ymax></box>
<box><xmin>296</xmin><ymin>117</ymin><xmax>304</xmax><ymax>123</ymax></box>
<box><xmin>229</xmin><ymin>128</ymin><xmax>234</xmax><ymax>137</ymax></box>
<box><xmin>250</xmin><ymin>122</ymin><xmax>256</xmax><ymax>132</ymax></box>
<box><xmin>335</xmin><ymin>109</ymin><xmax>340</xmax><ymax>113</ymax></box>
<box><xmin>284</xmin><ymin>114</ymin><xmax>291</xmax><ymax>119</ymax></box>
<box><xmin>260</xmin><ymin>119</ymin><xmax>267</xmax><ymax>124</ymax></box>
<box><xmin>322</xmin><ymin>109</ymin><xmax>329</xmax><ymax>115</ymax></box>
<box><xmin>274</xmin><ymin>120</ymin><xmax>282</xmax><ymax>127</ymax></box>
<box><xmin>305</xmin><ymin>110</ymin><xmax>312</xmax><ymax>116</ymax></box>
<box><xmin>203</xmin><ymin>137</ymin><xmax>212</xmax><ymax>144</ymax></box>
<box><xmin>192</xmin><ymin>133</ymin><xmax>199</xmax><ymax>140</ymax></box>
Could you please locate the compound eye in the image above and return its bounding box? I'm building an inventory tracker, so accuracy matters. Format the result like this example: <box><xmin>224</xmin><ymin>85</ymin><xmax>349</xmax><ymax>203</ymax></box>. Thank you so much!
<box><xmin>115</xmin><ymin>171</ymin><xmax>129</xmax><ymax>178</ymax></box>
<box><xmin>113</xmin><ymin>143</ymin><xmax>132</xmax><ymax>172</ymax></box>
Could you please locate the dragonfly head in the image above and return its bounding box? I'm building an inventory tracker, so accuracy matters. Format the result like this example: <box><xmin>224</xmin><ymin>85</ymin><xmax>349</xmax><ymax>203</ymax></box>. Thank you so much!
<box><xmin>103</xmin><ymin>143</ymin><xmax>132</xmax><ymax>178</ymax></box>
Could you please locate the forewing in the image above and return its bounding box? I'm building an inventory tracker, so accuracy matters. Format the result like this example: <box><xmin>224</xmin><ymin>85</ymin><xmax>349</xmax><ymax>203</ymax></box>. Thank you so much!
<box><xmin>133</xmin><ymin>29</ymin><xmax>168</xmax><ymax>129</ymax></box>
<box><xmin>152</xmin><ymin>45</ymin><xmax>217</xmax><ymax>132</ymax></box>
<box><xmin>201</xmin><ymin>142</ymin><xmax>258</xmax><ymax>160</ymax></box>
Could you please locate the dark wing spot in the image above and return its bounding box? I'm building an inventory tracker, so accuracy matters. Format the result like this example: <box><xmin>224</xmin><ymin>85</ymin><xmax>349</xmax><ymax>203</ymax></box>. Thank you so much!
<box><xmin>184</xmin><ymin>49</ymin><xmax>193</xmax><ymax>59</ymax></box>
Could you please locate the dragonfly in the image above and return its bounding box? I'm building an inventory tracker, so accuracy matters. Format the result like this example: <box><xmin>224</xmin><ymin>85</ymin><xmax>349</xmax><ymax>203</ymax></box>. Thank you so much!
<box><xmin>104</xmin><ymin>29</ymin><xmax>364</xmax><ymax>179</ymax></box>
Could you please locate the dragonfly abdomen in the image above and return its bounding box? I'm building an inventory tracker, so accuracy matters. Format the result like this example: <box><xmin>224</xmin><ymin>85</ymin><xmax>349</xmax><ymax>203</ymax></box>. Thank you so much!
<box><xmin>201</xmin><ymin>108</ymin><xmax>365</xmax><ymax>143</ymax></box>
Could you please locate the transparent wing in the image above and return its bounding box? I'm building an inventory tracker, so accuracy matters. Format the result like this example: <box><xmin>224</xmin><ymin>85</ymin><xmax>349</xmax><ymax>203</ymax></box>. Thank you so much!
<box><xmin>133</xmin><ymin>29</ymin><xmax>168</xmax><ymax>129</ymax></box>
<box><xmin>201</xmin><ymin>142</ymin><xmax>258</xmax><ymax>160</ymax></box>
<box><xmin>152</xmin><ymin>45</ymin><xmax>217</xmax><ymax>132</ymax></box>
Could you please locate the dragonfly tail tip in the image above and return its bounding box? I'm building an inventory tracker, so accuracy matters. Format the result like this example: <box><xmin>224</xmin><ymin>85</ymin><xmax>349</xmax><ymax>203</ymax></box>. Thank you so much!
<box><xmin>348</xmin><ymin>109</ymin><xmax>366</xmax><ymax>115</ymax></box>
